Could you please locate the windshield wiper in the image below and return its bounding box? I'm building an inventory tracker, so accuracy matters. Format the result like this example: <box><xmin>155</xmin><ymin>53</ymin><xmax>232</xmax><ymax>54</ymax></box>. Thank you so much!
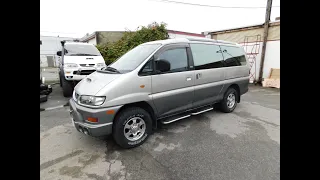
<box><xmin>102</xmin><ymin>66</ymin><xmax>121</xmax><ymax>73</ymax></box>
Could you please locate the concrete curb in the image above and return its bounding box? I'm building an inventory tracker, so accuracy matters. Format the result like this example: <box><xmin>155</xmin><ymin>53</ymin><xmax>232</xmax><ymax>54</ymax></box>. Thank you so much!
<box><xmin>40</xmin><ymin>102</ymin><xmax>69</xmax><ymax>112</ymax></box>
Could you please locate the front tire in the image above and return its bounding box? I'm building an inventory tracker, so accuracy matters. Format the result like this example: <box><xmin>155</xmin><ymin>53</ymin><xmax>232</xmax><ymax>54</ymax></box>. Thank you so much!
<box><xmin>61</xmin><ymin>76</ymin><xmax>73</xmax><ymax>97</ymax></box>
<box><xmin>219</xmin><ymin>88</ymin><xmax>238</xmax><ymax>113</ymax></box>
<box><xmin>112</xmin><ymin>107</ymin><xmax>152</xmax><ymax>149</ymax></box>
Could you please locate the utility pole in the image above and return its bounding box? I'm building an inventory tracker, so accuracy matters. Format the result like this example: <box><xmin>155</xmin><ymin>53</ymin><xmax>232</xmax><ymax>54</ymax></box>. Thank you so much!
<box><xmin>258</xmin><ymin>0</ymin><xmax>273</xmax><ymax>83</ymax></box>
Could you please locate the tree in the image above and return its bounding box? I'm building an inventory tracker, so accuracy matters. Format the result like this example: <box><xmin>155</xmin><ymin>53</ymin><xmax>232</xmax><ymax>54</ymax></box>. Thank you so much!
<box><xmin>96</xmin><ymin>22</ymin><xmax>169</xmax><ymax>65</ymax></box>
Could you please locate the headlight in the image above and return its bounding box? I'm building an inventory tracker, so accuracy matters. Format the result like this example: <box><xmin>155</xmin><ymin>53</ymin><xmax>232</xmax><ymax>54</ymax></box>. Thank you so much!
<box><xmin>64</xmin><ymin>63</ymin><xmax>78</xmax><ymax>68</ymax></box>
<box><xmin>79</xmin><ymin>95</ymin><xmax>106</xmax><ymax>106</ymax></box>
<box><xmin>96</xmin><ymin>63</ymin><xmax>106</xmax><ymax>67</ymax></box>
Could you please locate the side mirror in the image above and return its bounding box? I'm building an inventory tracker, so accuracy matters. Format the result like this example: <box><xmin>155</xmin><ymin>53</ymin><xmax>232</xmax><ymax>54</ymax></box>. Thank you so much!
<box><xmin>56</xmin><ymin>51</ymin><xmax>62</xmax><ymax>56</ymax></box>
<box><xmin>156</xmin><ymin>59</ymin><xmax>170</xmax><ymax>73</ymax></box>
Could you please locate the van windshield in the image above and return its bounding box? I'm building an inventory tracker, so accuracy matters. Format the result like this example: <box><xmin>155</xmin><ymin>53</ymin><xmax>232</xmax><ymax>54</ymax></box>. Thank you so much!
<box><xmin>65</xmin><ymin>44</ymin><xmax>101</xmax><ymax>56</ymax></box>
<box><xmin>108</xmin><ymin>44</ymin><xmax>161</xmax><ymax>73</ymax></box>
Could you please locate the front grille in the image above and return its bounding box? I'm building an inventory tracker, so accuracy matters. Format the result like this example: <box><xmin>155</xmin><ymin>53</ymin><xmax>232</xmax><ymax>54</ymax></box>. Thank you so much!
<box><xmin>79</xmin><ymin>64</ymin><xmax>95</xmax><ymax>67</ymax></box>
<box><xmin>73</xmin><ymin>70</ymin><xmax>96</xmax><ymax>75</ymax></box>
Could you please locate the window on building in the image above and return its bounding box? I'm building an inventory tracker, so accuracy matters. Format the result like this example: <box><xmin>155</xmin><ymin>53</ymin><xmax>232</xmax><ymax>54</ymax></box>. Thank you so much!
<box><xmin>156</xmin><ymin>48</ymin><xmax>188</xmax><ymax>73</ymax></box>
<box><xmin>190</xmin><ymin>43</ymin><xmax>224</xmax><ymax>70</ymax></box>
<box><xmin>220</xmin><ymin>46</ymin><xmax>247</xmax><ymax>67</ymax></box>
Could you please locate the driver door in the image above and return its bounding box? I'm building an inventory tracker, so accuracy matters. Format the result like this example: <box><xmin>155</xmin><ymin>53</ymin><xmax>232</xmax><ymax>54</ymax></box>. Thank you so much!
<box><xmin>151</xmin><ymin>43</ymin><xmax>195</xmax><ymax>118</ymax></box>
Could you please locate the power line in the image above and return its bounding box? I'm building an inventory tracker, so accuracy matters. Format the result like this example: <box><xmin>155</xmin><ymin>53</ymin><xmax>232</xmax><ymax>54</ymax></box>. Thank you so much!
<box><xmin>148</xmin><ymin>0</ymin><xmax>280</xmax><ymax>9</ymax></box>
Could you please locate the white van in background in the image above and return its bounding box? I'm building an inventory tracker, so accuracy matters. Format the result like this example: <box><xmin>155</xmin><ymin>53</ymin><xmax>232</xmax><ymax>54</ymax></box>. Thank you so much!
<box><xmin>56</xmin><ymin>42</ymin><xmax>106</xmax><ymax>97</ymax></box>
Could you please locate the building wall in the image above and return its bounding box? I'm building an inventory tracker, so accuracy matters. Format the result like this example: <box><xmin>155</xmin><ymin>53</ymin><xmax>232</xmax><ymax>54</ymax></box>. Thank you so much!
<box><xmin>40</xmin><ymin>36</ymin><xmax>75</xmax><ymax>54</ymax></box>
<box><xmin>87</xmin><ymin>37</ymin><xmax>97</xmax><ymax>45</ymax></box>
<box><xmin>263</xmin><ymin>40</ymin><xmax>280</xmax><ymax>78</ymax></box>
<box><xmin>97</xmin><ymin>32</ymin><xmax>124</xmax><ymax>45</ymax></box>
<box><xmin>214</xmin><ymin>24</ymin><xmax>280</xmax><ymax>43</ymax></box>
<box><xmin>40</xmin><ymin>36</ymin><xmax>75</xmax><ymax>67</ymax></box>
<box><xmin>216</xmin><ymin>28</ymin><xmax>264</xmax><ymax>43</ymax></box>
<box><xmin>40</xmin><ymin>55</ymin><xmax>48</xmax><ymax>67</ymax></box>
<box><xmin>267</xmin><ymin>25</ymin><xmax>280</xmax><ymax>41</ymax></box>
<box><xmin>205</xmin><ymin>34</ymin><xmax>211</xmax><ymax>39</ymax></box>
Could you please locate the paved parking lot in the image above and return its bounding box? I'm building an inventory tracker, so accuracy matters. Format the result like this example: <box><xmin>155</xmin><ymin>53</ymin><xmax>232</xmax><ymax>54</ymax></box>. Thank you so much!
<box><xmin>40</xmin><ymin>85</ymin><xmax>280</xmax><ymax>180</ymax></box>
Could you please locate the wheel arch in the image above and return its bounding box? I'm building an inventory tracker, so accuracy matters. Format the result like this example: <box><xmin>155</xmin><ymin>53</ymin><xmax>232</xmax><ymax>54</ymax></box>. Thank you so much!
<box><xmin>226</xmin><ymin>84</ymin><xmax>241</xmax><ymax>103</ymax></box>
<box><xmin>114</xmin><ymin>101</ymin><xmax>157</xmax><ymax>130</ymax></box>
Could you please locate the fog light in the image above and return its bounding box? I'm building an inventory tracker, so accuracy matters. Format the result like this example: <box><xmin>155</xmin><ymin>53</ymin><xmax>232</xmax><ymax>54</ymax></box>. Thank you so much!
<box><xmin>87</xmin><ymin>117</ymin><xmax>98</xmax><ymax>123</ymax></box>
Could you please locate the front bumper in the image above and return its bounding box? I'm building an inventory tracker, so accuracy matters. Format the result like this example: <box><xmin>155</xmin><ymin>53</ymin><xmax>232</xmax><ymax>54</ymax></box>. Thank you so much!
<box><xmin>69</xmin><ymin>99</ymin><xmax>122</xmax><ymax>137</ymax></box>
<box><xmin>65</xmin><ymin>74</ymin><xmax>89</xmax><ymax>81</ymax></box>
<box><xmin>64</xmin><ymin>67</ymin><xmax>97</xmax><ymax>81</ymax></box>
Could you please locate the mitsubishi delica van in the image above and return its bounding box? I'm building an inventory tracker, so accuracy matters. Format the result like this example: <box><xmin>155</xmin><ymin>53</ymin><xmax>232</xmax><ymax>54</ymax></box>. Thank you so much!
<box><xmin>69</xmin><ymin>37</ymin><xmax>249</xmax><ymax>148</ymax></box>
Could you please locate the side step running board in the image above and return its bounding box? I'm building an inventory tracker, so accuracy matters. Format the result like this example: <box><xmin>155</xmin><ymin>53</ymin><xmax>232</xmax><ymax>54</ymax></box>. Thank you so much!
<box><xmin>161</xmin><ymin>106</ymin><xmax>214</xmax><ymax>124</ymax></box>
<box><xmin>191</xmin><ymin>107</ymin><xmax>213</xmax><ymax>115</ymax></box>
<box><xmin>161</xmin><ymin>115</ymin><xmax>191</xmax><ymax>124</ymax></box>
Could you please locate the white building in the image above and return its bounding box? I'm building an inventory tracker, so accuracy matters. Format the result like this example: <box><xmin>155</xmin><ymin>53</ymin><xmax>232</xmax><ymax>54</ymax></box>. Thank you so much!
<box><xmin>40</xmin><ymin>35</ymin><xmax>77</xmax><ymax>67</ymax></box>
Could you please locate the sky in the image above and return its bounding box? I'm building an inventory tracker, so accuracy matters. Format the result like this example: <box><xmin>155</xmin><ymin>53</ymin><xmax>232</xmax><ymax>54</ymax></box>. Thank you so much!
<box><xmin>40</xmin><ymin>0</ymin><xmax>280</xmax><ymax>38</ymax></box>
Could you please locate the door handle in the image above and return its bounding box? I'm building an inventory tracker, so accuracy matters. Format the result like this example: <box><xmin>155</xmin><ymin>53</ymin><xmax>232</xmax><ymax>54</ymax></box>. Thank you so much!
<box><xmin>186</xmin><ymin>77</ymin><xmax>192</xmax><ymax>81</ymax></box>
<box><xmin>196</xmin><ymin>73</ymin><xmax>202</xmax><ymax>79</ymax></box>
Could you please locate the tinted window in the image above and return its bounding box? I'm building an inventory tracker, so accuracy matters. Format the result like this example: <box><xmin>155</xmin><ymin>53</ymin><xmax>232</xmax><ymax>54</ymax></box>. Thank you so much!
<box><xmin>156</xmin><ymin>48</ymin><xmax>188</xmax><ymax>73</ymax></box>
<box><xmin>139</xmin><ymin>60</ymin><xmax>153</xmax><ymax>75</ymax></box>
<box><xmin>64</xmin><ymin>44</ymin><xmax>101</xmax><ymax>56</ymax></box>
<box><xmin>190</xmin><ymin>44</ymin><xmax>224</xmax><ymax>70</ymax></box>
<box><xmin>220</xmin><ymin>46</ymin><xmax>247</xmax><ymax>67</ymax></box>
<box><xmin>109</xmin><ymin>44</ymin><xmax>161</xmax><ymax>73</ymax></box>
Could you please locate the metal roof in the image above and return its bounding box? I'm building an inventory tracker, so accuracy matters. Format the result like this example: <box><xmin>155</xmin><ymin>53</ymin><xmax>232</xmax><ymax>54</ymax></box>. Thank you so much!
<box><xmin>80</xmin><ymin>32</ymin><xmax>96</xmax><ymax>42</ymax></box>
<box><xmin>65</xmin><ymin>41</ymin><xmax>94</xmax><ymax>45</ymax></box>
<box><xmin>143</xmin><ymin>37</ymin><xmax>239</xmax><ymax>46</ymax></box>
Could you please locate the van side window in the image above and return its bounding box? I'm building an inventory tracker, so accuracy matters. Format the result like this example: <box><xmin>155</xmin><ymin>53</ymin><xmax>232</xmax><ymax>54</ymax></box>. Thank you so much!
<box><xmin>221</xmin><ymin>46</ymin><xmax>247</xmax><ymax>67</ymax></box>
<box><xmin>156</xmin><ymin>48</ymin><xmax>188</xmax><ymax>73</ymax></box>
<box><xmin>139</xmin><ymin>60</ymin><xmax>154</xmax><ymax>76</ymax></box>
<box><xmin>190</xmin><ymin>44</ymin><xmax>224</xmax><ymax>70</ymax></box>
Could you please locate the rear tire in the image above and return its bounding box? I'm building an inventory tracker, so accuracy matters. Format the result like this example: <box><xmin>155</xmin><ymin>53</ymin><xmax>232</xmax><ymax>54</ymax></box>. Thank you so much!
<box><xmin>61</xmin><ymin>76</ymin><xmax>73</xmax><ymax>97</ymax></box>
<box><xmin>112</xmin><ymin>107</ymin><xmax>152</xmax><ymax>149</ymax></box>
<box><xmin>218</xmin><ymin>88</ymin><xmax>238</xmax><ymax>113</ymax></box>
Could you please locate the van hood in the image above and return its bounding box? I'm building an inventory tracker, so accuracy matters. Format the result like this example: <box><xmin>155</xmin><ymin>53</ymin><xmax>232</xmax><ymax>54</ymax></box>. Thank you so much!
<box><xmin>74</xmin><ymin>71</ymin><xmax>122</xmax><ymax>95</ymax></box>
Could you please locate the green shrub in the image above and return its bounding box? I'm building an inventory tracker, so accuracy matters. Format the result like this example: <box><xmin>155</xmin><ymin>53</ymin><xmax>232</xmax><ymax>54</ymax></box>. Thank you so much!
<box><xmin>96</xmin><ymin>22</ymin><xmax>169</xmax><ymax>65</ymax></box>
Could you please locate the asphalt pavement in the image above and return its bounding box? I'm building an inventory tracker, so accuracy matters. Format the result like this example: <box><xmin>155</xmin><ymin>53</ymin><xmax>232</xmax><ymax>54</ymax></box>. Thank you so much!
<box><xmin>40</xmin><ymin>84</ymin><xmax>280</xmax><ymax>180</ymax></box>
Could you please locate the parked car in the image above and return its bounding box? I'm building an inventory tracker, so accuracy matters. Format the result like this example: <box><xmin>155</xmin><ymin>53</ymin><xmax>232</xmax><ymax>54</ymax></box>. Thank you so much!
<box><xmin>69</xmin><ymin>38</ymin><xmax>250</xmax><ymax>148</ymax></box>
<box><xmin>56</xmin><ymin>41</ymin><xmax>106</xmax><ymax>97</ymax></box>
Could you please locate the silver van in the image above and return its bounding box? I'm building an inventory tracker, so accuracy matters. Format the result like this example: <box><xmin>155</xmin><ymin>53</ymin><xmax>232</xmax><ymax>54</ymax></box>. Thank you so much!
<box><xmin>69</xmin><ymin>38</ymin><xmax>249</xmax><ymax>148</ymax></box>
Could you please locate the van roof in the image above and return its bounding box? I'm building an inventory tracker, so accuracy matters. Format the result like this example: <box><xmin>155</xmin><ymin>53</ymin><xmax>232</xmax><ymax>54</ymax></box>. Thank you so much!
<box><xmin>65</xmin><ymin>42</ymin><xmax>94</xmax><ymax>46</ymax></box>
<box><xmin>143</xmin><ymin>37</ymin><xmax>240</xmax><ymax>46</ymax></box>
